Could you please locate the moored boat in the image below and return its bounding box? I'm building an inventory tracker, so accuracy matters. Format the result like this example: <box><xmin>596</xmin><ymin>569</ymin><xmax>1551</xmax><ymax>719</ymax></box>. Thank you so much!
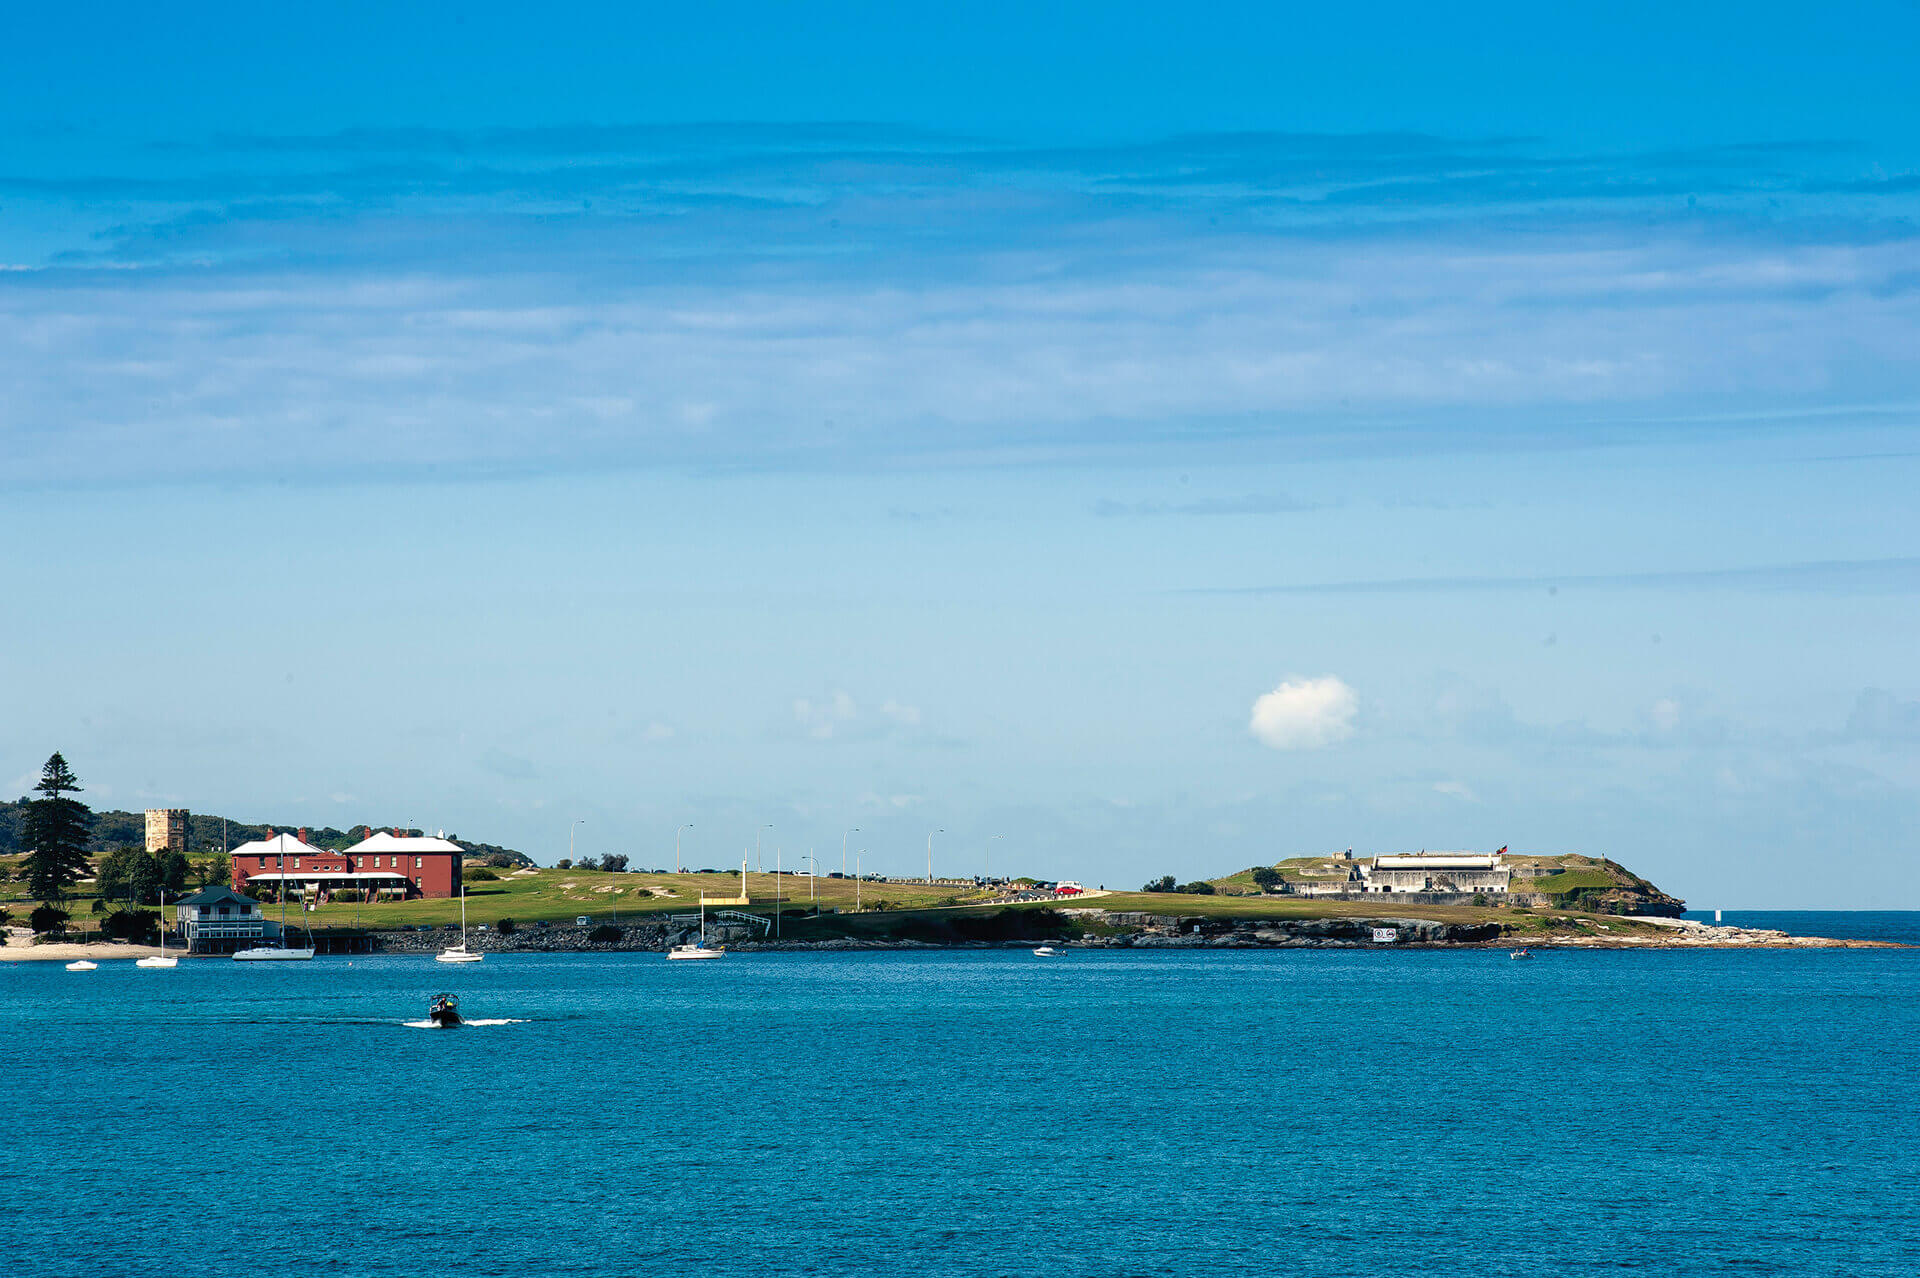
<box><xmin>1509</xmin><ymin>948</ymin><xmax>1534</xmax><ymax>960</ymax></box>
<box><xmin>65</xmin><ymin>960</ymin><xmax>98</xmax><ymax>971</ymax></box>
<box><xmin>1033</xmin><ymin>945</ymin><xmax>1062</xmax><ymax>957</ymax></box>
<box><xmin>667</xmin><ymin>898</ymin><xmax>726</xmax><ymax>960</ymax></box>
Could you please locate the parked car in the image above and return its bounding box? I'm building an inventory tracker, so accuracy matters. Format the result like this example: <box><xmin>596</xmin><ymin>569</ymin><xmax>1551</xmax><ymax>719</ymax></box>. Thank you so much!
<box><xmin>576</xmin><ymin>915</ymin><xmax>592</xmax><ymax>925</ymax></box>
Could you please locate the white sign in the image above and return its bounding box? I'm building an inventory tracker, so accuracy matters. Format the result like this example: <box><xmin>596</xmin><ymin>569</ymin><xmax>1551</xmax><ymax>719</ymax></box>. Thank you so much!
<box><xmin>1370</xmin><ymin>927</ymin><xmax>1399</xmax><ymax>943</ymax></box>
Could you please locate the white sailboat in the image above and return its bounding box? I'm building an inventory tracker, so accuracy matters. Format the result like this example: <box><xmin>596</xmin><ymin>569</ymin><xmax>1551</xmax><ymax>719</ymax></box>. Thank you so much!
<box><xmin>436</xmin><ymin>882</ymin><xmax>484</xmax><ymax>963</ymax></box>
<box><xmin>65</xmin><ymin>960</ymin><xmax>97</xmax><ymax>971</ymax></box>
<box><xmin>667</xmin><ymin>897</ymin><xmax>725</xmax><ymax>960</ymax></box>
<box><xmin>234</xmin><ymin>833</ymin><xmax>316</xmax><ymax>961</ymax></box>
<box><xmin>136</xmin><ymin>888</ymin><xmax>179</xmax><ymax>967</ymax></box>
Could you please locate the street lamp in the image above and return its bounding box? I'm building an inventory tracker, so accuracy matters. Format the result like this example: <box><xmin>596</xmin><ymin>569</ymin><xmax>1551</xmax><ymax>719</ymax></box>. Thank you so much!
<box><xmin>989</xmin><ymin>834</ymin><xmax>1004</xmax><ymax>882</ymax></box>
<box><xmin>856</xmin><ymin>851</ymin><xmax>864</xmax><ymax>911</ymax></box>
<box><xmin>927</xmin><ymin>828</ymin><xmax>943</xmax><ymax>884</ymax></box>
<box><xmin>676</xmin><ymin>823</ymin><xmax>693</xmax><ymax>874</ymax></box>
<box><xmin>843</xmin><ymin>827</ymin><xmax>859</xmax><ymax>878</ymax></box>
<box><xmin>570</xmin><ymin>818</ymin><xmax>585</xmax><ymax>867</ymax></box>
<box><xmin>757</xmin><ymin>823</ymin><xmax>773</xmax><ymax>873</ymax></box>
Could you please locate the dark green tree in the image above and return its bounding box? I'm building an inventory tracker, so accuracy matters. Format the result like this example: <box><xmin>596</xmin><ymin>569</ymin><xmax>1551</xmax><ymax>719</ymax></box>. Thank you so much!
<box><xmin>1250</xmin><ymin>866</ymin><xmax>1283</xmax><ymax>893</ymax></box>
<box><xmin>156</xmin><ymin>850</ymin><xmax>191</xmax><ymax>897</ymax></box>
<box><xmin>19</xmin><ymin>753</ymin><xmax>93</xmax><ymax>901</ymax></box>
<box><xmin>96</xmin><ymin>845</ymin><xmax>154</xmax><ymax>902</ymax></box>
<box><xmin>1142</xmin><ymin>875</ymin><xmax>1176</xmax><ymax>892</ymax></box>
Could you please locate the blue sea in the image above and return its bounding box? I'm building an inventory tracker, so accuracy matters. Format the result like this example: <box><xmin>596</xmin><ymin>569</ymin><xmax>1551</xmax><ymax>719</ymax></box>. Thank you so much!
<box><xmin>7</xmin><ymin>943</ymin><xmax>1919</xmax><ymax>1277</ymax></box>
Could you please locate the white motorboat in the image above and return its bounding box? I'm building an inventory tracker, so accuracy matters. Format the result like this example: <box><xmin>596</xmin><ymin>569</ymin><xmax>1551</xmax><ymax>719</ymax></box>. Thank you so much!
<box><xmin>436</xmin><ymin>882</ymin><xmax>484</xmax><ymax>963</ymax></box>
<box><xmin>1509</xmin><ymin>948</ymin><xmax>1534</xmax><ymax>960</ymax></box>
<box><xmin>233</xmin><ymin>943</ymin><xmax>315</xmax><ymax>961</ymax></box>
<box><xmin>65</xmin><ymin>960</ymin><xmax>98</xmax><ymax>971</ymax></box>
<box><xmin>138</xmin><ymin>889</ymin><xmax>180</xmax><ymax>967</ymax></box>
<box><xmin>667</xmin><ymin>898</ymin><xmax>726</xmax><ymax>960</ymax></box>
<box><xmin>1033</xmin><ymin>945</ymin><xmax>1062</xmax><ymax>957</ymax></box>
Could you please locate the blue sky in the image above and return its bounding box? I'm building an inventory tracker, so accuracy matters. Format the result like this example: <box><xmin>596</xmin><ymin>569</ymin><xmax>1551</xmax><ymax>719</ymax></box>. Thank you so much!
<box><xmin>3</xmin><ymin>2</ymin><xmax>1919</xmax><ymax>904</ymax></box>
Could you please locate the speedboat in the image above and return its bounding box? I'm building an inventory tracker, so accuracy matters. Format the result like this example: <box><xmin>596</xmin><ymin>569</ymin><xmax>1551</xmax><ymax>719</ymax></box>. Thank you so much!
<box><xmin>429</xmin><ymin>993</ymin><xmax>462</xmax><ymax>1027</ymax></box>
<box><xmin>1509</xmin><ymin>948</ymin><xmax>1534</xmax><ymax>960</ymax></box>
<box><xmin>1033</xmin><ymin>945</ymin><xmax>1062</xmax><ymax>957</ymax></box>
<box><xmin>65</xmin><ymin>960</ymin><xmax>98</xmax><ymax>971</ymax></box>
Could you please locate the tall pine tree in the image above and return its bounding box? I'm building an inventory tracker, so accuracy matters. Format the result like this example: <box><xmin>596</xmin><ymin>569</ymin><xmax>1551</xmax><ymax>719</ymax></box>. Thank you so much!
<box><xmin>20</xmin><ymin>752</ymin><xmax>94</xmax><ymax>901</ymax></box>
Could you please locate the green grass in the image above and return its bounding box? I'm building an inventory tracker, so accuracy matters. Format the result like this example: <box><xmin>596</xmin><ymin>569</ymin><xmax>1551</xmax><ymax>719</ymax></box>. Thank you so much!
<box><xmin>251</xmin><ymin>867</ymin><xmax>980</xmax><ymax>931</ymax></box>
<box><xmin>1527</xmin><ymin>870</ymin><xmax>1617</xmax><ymax>894</ymax></box>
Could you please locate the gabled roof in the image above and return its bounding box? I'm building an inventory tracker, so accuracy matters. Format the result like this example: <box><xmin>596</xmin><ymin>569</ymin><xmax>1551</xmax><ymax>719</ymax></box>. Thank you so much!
<box><xmin>177</xmin><ymin>885</ymin><xmax>254</xmax><ymax>906</ymax></box>
<box><xmin>345</xmin><ymin>832</ymin><xmax>463</xmax><ymax>854</ymax></box>
<box><xmin>230</xmin><ymin>832</ymin><xmax>325</xmax><ymax>860</ymax></box>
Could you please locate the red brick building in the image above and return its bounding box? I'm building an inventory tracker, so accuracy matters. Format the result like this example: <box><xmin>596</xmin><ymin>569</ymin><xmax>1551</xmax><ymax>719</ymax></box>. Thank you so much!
<box><xmin>230</xmin><ymin>829</ymin><xmax>463</xmax><ymax>900</ymax></box>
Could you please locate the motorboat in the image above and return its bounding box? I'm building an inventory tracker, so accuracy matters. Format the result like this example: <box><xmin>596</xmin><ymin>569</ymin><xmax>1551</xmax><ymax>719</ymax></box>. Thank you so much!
<box><xmin>1509</xmin><ymin>948</ymin><xmax>1534</xmax><ymax>960</ymax></box>
<box><xmin>1033</xmin><ymin>945</ymin><xmax>1062</xmax><ymax>957</ymax></box>
<box><xmin>233</xmin><ymin>942</ymin><xmax>315</xmax><ymax>961</ymax></box>
<box><xmin>65</xmin><ymin>960</ymin><xmax>98</xmax><ymax>971</ymax></box>
<box><xmin>429</xmin><ymin>993</ymin><xmax>462</xmax><ymax>1027</ymax></box>
<box><xmin>667</xmin><ymin>898</ymin><xmax>726</xmax><ymax>960</ymax></box>
<box><xmin>436</xmin><ymin>884</ymin><xmax>484</xmax><ymax>963</ymax></box>
<box><xmin>137</xmin><ymin>891</ymin><xmax>180</xmax><ymax>967</ymax></box>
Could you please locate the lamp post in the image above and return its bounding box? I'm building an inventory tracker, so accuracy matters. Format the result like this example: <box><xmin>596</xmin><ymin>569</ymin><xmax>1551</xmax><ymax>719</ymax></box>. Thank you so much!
<box><xmin>856</xmin><ymin>851</ymin><xmax>863</xmax><ymax>911</ymax></box>
<box><xmin>757</xmin><ymin>824</ymin><xmax>773</xmax><ymax>873</ymax></box>
<box><xmin>676</xmin><ymin>823</ymin><xmax>693</xmax><ymax>874</ymax></box>
<box><xmin>843</xmin><ymin>827</ymin><xmax>858</xmax><ymax>879</ymax></box>
<box><xmin>570</xmin><ymin>818</ymin><xmax>585</xmax><ymax>867</ymax></box>
<box><xmin>988</xmin><ymin>834</ymin><xmax>1004</xmax><ymax>883</ymax></box>
<box><xmin>926</xmin><ymin>828</ymin><xmax>944</xmax><ymax>884</ymax></box>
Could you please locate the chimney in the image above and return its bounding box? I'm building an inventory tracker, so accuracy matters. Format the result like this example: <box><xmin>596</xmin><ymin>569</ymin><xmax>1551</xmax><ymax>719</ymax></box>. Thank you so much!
<box><xmin>298</xmin><ymin>828</ymin><xmax>308</xmax><ymax>844</ymax></box>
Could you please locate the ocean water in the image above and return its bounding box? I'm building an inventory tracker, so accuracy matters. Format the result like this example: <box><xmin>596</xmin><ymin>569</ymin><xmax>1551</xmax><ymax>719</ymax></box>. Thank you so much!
<box><xmin>1684</xmin><ymin>910</ymin><xmax>1920</xmax><ymax>945</ymax></box>
<box><xmin>6</xmin><ymin>949</ymin><xmax>1919</xmax><ymax>1277</ymax></box>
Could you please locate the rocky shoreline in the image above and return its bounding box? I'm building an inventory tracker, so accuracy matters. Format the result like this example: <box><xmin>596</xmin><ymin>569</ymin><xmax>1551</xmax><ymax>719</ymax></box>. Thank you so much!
<box><xmin>361</xmin><ymin>914</ymin><xmax>1898</xmax><ymax>953</ymax></box>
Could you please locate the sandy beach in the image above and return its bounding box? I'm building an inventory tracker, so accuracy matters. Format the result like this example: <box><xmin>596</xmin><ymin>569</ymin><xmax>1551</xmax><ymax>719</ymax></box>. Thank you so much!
<box><xmin>1</xmin><ymin>930</ymin><xmax>170</xmax><ymax>962</ymax></box>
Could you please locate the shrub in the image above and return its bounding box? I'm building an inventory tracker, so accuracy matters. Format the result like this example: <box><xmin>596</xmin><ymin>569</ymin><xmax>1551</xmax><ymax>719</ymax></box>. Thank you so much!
<box><xmin>1141</xmin><ymin>875</ymin><xmax>1176</xmax><ymax>893</ymax></box>
<box><xmin>1249</xmin><ymin>867</ymin><xmax>1282</xmax><ymax>892</ymax></box>
<box><xmin>462</xmin><ymin>867</ymin><xmax>500</xmax><ymax>882</ymax></box>
<box><xmin>587</xmin><ymin>924</ymin><xmax>622</xmax><ymax>944</ymax></box>
<box><xmin>1472</xmin><ymin>893</ymin><xmax>1488</xmax><ymax>907</ymax></box>
<box><xmin>99</xmin><ymin>908</ymin><xmax>158</xmax><ymax>943</ymax></box>
<box><xmin>555</xmin><ymin>859</ymin><xmax>572</xmax><ymax>870</ymax></box>
<box><xmin>484</xmin><ymin>853</ymin><xmax>516</xmax><ymax>869</ymax></box>
<box><xmin>495</xmin><ymin>917</ymin><xmax>518</xmax><ymax>935</ymax></box>
<box><xmin>30</xmin><ymin>904</ymin><xmax>71</xmax><ymax>934</ymax></box>
<box><xmin>331</xmin><ymin>890</ymin><xmax>362</xmax><ymax>903</ymax></box>
<box><xmin>1175</xmin><ymin>881</ymin><xmax>1216</xmax><ymax>896</ymax></box>
<box><xmin>599</xmin><ymin>854</ymin><xmax>629</xmax><ymax>873</ymax></box>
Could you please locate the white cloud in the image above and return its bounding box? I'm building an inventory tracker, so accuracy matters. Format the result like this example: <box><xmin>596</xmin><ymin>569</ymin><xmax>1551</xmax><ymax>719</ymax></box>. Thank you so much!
<box><xmin>793</xmin><ymin>691</ymin><xmax>859</xmax><ymax>739</ymax></box>
<box><xmin>879</xmin><ymin>699</ymin><xmax>921</xmax><ymax>726</ymax></box>
<box><xmin>1249</xmin><ymin>676</ymin><xmax>1358</xmax><ymax>750</ymax></box>
<box><xmin>1433</xmin><ymin>781</ymin><xmax>1479</xmax><ymax>802</ymax></box>
<box><xmin>642</xmin><ymin>721</ymin><xmax>675</xmax><ymax>742</ymax></box>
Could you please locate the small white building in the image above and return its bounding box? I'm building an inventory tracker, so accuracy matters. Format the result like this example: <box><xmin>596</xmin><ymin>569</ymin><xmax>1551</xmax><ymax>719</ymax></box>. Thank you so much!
<box><xmin>1361</xmin><ymin>852</ymin><xmax>1511</xmax><ymax>895</ymax></box>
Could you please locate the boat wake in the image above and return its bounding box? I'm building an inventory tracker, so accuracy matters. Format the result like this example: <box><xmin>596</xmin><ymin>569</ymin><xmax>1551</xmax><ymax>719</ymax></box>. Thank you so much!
<box><xmin>401</xmin><ymin>1017</ymin><xmax>528</xmax><ymax>1028</ymax></box>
